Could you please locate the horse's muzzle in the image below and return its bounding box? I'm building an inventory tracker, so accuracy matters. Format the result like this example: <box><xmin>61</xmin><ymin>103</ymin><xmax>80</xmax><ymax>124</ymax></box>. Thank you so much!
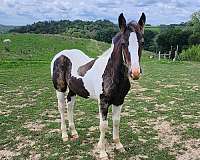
<box><xmin>130</xmin><ymin>67</ymin><xmax>140</xmax><ymax>80</ymax></box>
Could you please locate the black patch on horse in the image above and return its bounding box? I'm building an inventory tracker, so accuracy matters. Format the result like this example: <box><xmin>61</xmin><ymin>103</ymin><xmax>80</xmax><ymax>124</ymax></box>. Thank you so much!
<box><xmin>68</xmin><ymin>76</ymin><xmax>89</xmax><ymax>98</ymax></box>
<box><xmin>100</xmin><ymin>37</ymin><xmax>131</xmax><ymax>120</ymax></box>
<box><xmin>101</xmin><ymin>57</ymin><xmax>130</xmax><ymax>106</ymax></box>
<box><xmin>77</xmin><ymin>59</ymin><xmax>96</xmax><ymax>77</ymax></box>
<box><xmin>52</xmin><ymin>55</ymin><xmax>90</xmax><ymax>99</ymax></box>
<box><xmin>52</xmin><ymin>55</ymin><xmax>71</xmax><ymax>92</ymax></box>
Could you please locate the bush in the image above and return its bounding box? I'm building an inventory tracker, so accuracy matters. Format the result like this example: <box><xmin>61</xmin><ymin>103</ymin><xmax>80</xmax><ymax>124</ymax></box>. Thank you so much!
<box><xmin>188</xmin><ymin>33</ymin><xmax>200</xmax><ymax>45</ymax></box>
<box><xmin>181</xmin><ymin>45</ymin><xmax>200</xmax><ymax>61</ymax></box>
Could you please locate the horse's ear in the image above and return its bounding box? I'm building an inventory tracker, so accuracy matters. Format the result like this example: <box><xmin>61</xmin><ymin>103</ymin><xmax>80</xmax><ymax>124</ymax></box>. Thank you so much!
<box><xmin>138</xmin><ymin>12</ymin><xmax>146</xmax><ymax>28</ymax></box>
<box><xmin>118</xmin><ymin>13</ymin><xmax>126</xmax><ymax>32</ymax></box>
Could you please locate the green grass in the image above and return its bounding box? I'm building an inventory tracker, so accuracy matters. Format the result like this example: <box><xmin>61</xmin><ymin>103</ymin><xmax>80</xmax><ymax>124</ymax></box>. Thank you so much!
<box><xmin>0</xmin><ymin>34</ymin><xmax>200</xmax><ymax>160</ymax></box>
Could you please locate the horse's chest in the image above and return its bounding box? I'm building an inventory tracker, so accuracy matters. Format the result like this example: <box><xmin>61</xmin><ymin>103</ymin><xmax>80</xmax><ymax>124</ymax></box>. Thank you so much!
<box><xmin>103</xmin><ymin>77</ymin><xmax>130</xmax><ymax>106</ymax></box>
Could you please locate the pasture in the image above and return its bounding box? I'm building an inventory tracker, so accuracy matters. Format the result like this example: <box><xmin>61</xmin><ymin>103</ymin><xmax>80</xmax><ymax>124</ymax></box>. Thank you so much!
<box><xmin>0</xmin><ymin>34</ymin><xmax>200</xmax><ymax>160</ymax></box>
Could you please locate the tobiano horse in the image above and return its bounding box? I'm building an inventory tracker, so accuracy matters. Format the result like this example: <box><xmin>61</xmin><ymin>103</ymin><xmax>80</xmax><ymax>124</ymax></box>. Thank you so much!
<box><xmin>51</xmin><ymin>13</ymin><xmax>146</xmax><ymax>159</ymax></box>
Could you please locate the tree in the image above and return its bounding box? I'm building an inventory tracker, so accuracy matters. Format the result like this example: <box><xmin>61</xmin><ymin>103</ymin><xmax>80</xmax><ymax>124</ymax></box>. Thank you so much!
<box><xmin>187</xmin><ymin>10</ymin><xmax>200</xmax><ymax>33</ymax></box>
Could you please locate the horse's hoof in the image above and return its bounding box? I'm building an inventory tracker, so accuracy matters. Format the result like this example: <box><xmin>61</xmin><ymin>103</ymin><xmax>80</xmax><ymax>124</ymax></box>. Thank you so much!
<box><xmin>116</xmin><ymin>147</ymin><xmax>126</xmax><ymax>153</ymax></box>
<box><xmin>70</xmin><ymin>134</ymin><xmax>79</xmax><ymax>141</ymax></box>
<box><xmin>100</xmin><ymin>157</ymin><xmax>109</xmax><ymax>160</ymax></box>
<box><xmin>99</xmin><ymin>151</ymin><xmax>108</xmax><ymax>160</ymax></box>
<box><xmin>115</xmin><ymin>143</ymin><xmax>126</xmax><ymax>152</ymax></box>
<box><xmin>62</xmin><ymin>136</ymin><xmax>68</xmax><ymax>142</ymax></box>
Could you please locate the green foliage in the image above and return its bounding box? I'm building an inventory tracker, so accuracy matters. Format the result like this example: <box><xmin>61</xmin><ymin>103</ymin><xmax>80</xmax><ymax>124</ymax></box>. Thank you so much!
<box><xmin>144</xmin><ymin>30</ymin><xmax>157</xmax><ymax>52</ymax></box>
<box><xmin>188</xmin><ymin>33</ymin><xmax>200</xmax><ymax>45</ymax></box>
<box><xmin>156</xmin><ymin>10</ymin><xmax>200</xmax><ymax>59</ymax></box>
<box><xmin>156</xmin><ymin>28</ymin><xmax>192</xmax><ymax>52</ymax></box>
<box><xmin>10</xmin><ymin>20</ymin><xmax>119</xmax><ymax>43</ymax></box>
<box><xmin>181</xmin><ymin>45</ymin><xmax>200</xmax><ymax>61</ymax></box>
<box><xmin>9</xmin><ymin>19</ymin><xmax>159</xmax><ymax>52</ymax></box>
<box><xmin>187</xmin><ymin>10</ymin><xmax>200</xmax><ymax>33</ymax></box>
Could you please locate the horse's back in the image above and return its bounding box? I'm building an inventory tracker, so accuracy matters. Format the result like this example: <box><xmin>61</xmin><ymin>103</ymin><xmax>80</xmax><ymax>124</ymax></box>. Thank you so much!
<box><xmin>51</xmin><ymin>49</ymin><xmax>93</xmax><ymax>77</ymax></box>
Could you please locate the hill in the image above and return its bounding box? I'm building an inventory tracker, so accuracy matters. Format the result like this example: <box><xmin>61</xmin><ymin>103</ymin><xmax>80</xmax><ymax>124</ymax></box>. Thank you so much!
<box><xmin>0</xmin><ymin>33</ymin><xmax>109</xmax><ymax>61</ymax></box>
<box><xmin>0</xmin><ymin>24</ymin><xmax>17</xmax><ymax>33</ymax></box>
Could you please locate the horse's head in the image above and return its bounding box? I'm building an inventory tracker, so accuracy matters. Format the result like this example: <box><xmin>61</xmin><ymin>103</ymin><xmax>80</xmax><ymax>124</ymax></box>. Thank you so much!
<box><xmin>117</xmin><ymin>13</ymin><xmax>146</xmax><ymax>80</ymax></box>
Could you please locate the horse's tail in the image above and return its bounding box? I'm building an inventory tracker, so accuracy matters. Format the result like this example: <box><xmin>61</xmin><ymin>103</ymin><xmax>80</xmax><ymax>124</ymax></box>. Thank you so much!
<box><xmin>52</xmin><ymin>55</ymin><xmax>72</xmax><ymax>92</ymax></box>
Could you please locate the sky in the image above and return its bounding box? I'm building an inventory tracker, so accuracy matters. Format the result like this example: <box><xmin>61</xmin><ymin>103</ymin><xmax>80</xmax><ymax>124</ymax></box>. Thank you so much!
<box><xmin>0</xmin><ymin>0</ymin><xmax>200</xmax><ymax>26</ymax></box>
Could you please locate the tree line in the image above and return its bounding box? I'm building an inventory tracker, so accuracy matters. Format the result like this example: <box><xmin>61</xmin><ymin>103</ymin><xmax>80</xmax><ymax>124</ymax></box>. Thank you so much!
<box><xmin>9</xmin><ymin>19</ymin><xmax>157</xmax><ymax>52</ymax></box>
<box><xmin>156</xmin><ymin>11</ymin><xmax>200</xmax><ymax>54</ymax></box>
<box><xmin>9</xmin><ymin>10</ymin><xmax>200</xmax><ymax>60</ymax></box>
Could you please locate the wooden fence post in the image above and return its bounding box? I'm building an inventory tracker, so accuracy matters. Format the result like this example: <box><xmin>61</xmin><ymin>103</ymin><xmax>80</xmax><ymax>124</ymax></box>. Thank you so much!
<box><xmin>159</xmin><ymin>51</ymin><xmax>161</xmax><ymax>61</ymax></box>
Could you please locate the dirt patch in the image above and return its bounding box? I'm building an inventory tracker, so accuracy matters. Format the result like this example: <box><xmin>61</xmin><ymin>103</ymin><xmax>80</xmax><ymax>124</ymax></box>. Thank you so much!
<box><xmin>135</xmin><ymin>95</ymin><xmax>156</xmax><ymax>102</ymax></box>
<box><xmin>23</xmin><ymin>121</ymin><xmax>46</xmax><ymax>131</ymax></box>
<box><xmin>128</xmin><ymin>121</ymin><xmax>140</xmax><ymax>133</ymax></box>
<box><xmin>176</xmin><ymin>139</ymin><xmax>200</xmax><ymax>160</ymax></box>
<box><xmin>12</xmin><ymin>103</ymin><xmax>29</xmax><ymax>108</ymax></box>
<box><xmin>155</xmin><ymin>104</ymin><xmax>169</xmax><ymax>112</ymax></box>
<box><xmin>90</xmin><ymin>139</ymin><xmax>115</xmax><ymax>160</ymax></box>
<box><xmin>0</xmin><ymin>110</ymin><xmax>12</xmax><ymax>115</ymax></box>
<box><xmin>88</xmin><ymin>126</ymin><xmax>98</xmax><ymax>132</ymax></box>
<box><xmin>193</xmin><ymin>122</ymin><xmax>200</xmax><ymax>129</ymax></box>
<box><xmin>16</xmin><ymin>136</ymin><xmax>36</xmax><ymax>151</ymax></box>
<box><xmin>152</xmin><ymin>120</ymin><xmax>181</xmax><ymax>149</ymax></box>
<box><xmin>29</xmin><ymin>151</ymin><xmax>41</xmax><ymax>160</ymax></box>
<box><xmin>0</xmin><ymin>150</ymin><xmax>20</xmax><ymax>159</ymax></box>
<box><xmin>159</xmin><ymin>84</ymin><xmax>179</xmax><ymax>88</ymax></box>
<box><xmin>129</xmin><ymin>154</ymin><xmax>149</xmax><ymax>160</ymax></box>
<box><xmin>151</xmin><ymin>118</ymin><xmax>200</xmax><ymax>160</ymax></box>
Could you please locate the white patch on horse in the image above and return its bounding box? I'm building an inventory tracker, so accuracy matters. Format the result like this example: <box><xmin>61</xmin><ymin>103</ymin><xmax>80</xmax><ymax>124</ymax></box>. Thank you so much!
<box><xmin>82</xmin><ymin>44</ymin><xmax>114</xmax><ymax>99</ymax></box>
<box><xmin>128</xmin><ymin>32</ymin><xmax>139</xmax><ymax>69</ymax></box>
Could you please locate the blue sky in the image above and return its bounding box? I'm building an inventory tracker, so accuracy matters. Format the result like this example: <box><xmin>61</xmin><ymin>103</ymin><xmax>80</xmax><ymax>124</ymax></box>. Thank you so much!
<box><xmin>0</xmin><ymin>0</ymin><xmax>200</xmax><ymax>26</ymax></box>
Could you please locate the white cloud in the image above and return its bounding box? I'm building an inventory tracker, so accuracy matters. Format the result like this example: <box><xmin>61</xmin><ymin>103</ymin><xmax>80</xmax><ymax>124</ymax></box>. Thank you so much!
<box><xmin>0</xmin><ymin>0</ymin><xmax>199</xmax><ymax>25</ymax></box>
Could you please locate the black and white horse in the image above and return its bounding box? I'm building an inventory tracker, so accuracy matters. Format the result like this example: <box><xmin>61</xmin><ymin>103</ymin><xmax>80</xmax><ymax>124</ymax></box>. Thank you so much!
<box><xmin>51</xmin><ymin>13</ymin><xmax>146</xmax><ymax>159</ymax></box>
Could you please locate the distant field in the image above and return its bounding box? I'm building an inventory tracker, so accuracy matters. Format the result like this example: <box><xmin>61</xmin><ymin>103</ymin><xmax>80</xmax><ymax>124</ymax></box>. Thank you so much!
<box><xmin>0</xmin><ymin>34</ymin><xmax>200</xmax><ymax>160</ymax></box>
<box><xmin>145</xmin><ymin>26</ymin><xmax>161</xmax><ymax>33</ymax></box>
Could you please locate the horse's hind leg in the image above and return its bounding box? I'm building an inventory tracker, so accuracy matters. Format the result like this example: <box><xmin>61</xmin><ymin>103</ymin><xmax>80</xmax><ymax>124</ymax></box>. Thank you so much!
<box><xmin>66</xmin><ymin>90</ymin><xmax>79</xmax><ymax>141</ymax></box>
<box><xmin>56</xmin><ymin>90</ymin><xmax>68</xmax><ymax>142</ymax></box>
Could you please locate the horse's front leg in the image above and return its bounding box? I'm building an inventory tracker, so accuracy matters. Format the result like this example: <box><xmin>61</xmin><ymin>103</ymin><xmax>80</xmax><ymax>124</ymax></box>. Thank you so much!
<box><xmin>97</xmin><ymin>98</ymin><xmax>109</xmax><ymax>159</ymax></box>
<box><xmin>56</xmin><ymin>91</ymin><xmax>68</xmax><ymax>142</ymax></box>
<box><xmin>66</xmin><ymin>90</ymin><xmax>78</xmax><ymax>141</ymax></box>
<box><xmin>112</xmin><ymin>105</ymin><xmax>125</xmax><ymax>152</ymax></box>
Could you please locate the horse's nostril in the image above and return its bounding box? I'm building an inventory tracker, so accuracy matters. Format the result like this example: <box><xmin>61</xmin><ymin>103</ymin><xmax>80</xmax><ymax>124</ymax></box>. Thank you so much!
<box><xmin>130</xmin><ymin>68</ymin><xmax>140</xmax><ymax>80</ymax></box>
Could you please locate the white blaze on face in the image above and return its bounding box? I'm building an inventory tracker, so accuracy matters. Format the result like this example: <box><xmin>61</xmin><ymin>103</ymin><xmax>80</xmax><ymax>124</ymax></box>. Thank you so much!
<box><xmin>128</xmin><ymin>32</ymin><xmax>140</xmax><ymax>70</ymax></box>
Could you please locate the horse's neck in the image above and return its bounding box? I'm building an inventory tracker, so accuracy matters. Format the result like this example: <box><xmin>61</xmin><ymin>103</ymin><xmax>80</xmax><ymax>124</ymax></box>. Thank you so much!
<box><xmin>102</xmin><ymin>43</ymin><xmax>127</xmax><ymax>79</ymax></box>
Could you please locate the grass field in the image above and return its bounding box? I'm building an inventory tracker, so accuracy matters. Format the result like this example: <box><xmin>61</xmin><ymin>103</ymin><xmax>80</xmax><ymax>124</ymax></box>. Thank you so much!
<box><xmin>145</xmin><ymin>26</ymin><xmax>160</xmax><ymax>33</ymax></box>
<box><xmin>0</xmin><ymin>34</ymin><xmax>200</xmax><ymax>160</ymax></box>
